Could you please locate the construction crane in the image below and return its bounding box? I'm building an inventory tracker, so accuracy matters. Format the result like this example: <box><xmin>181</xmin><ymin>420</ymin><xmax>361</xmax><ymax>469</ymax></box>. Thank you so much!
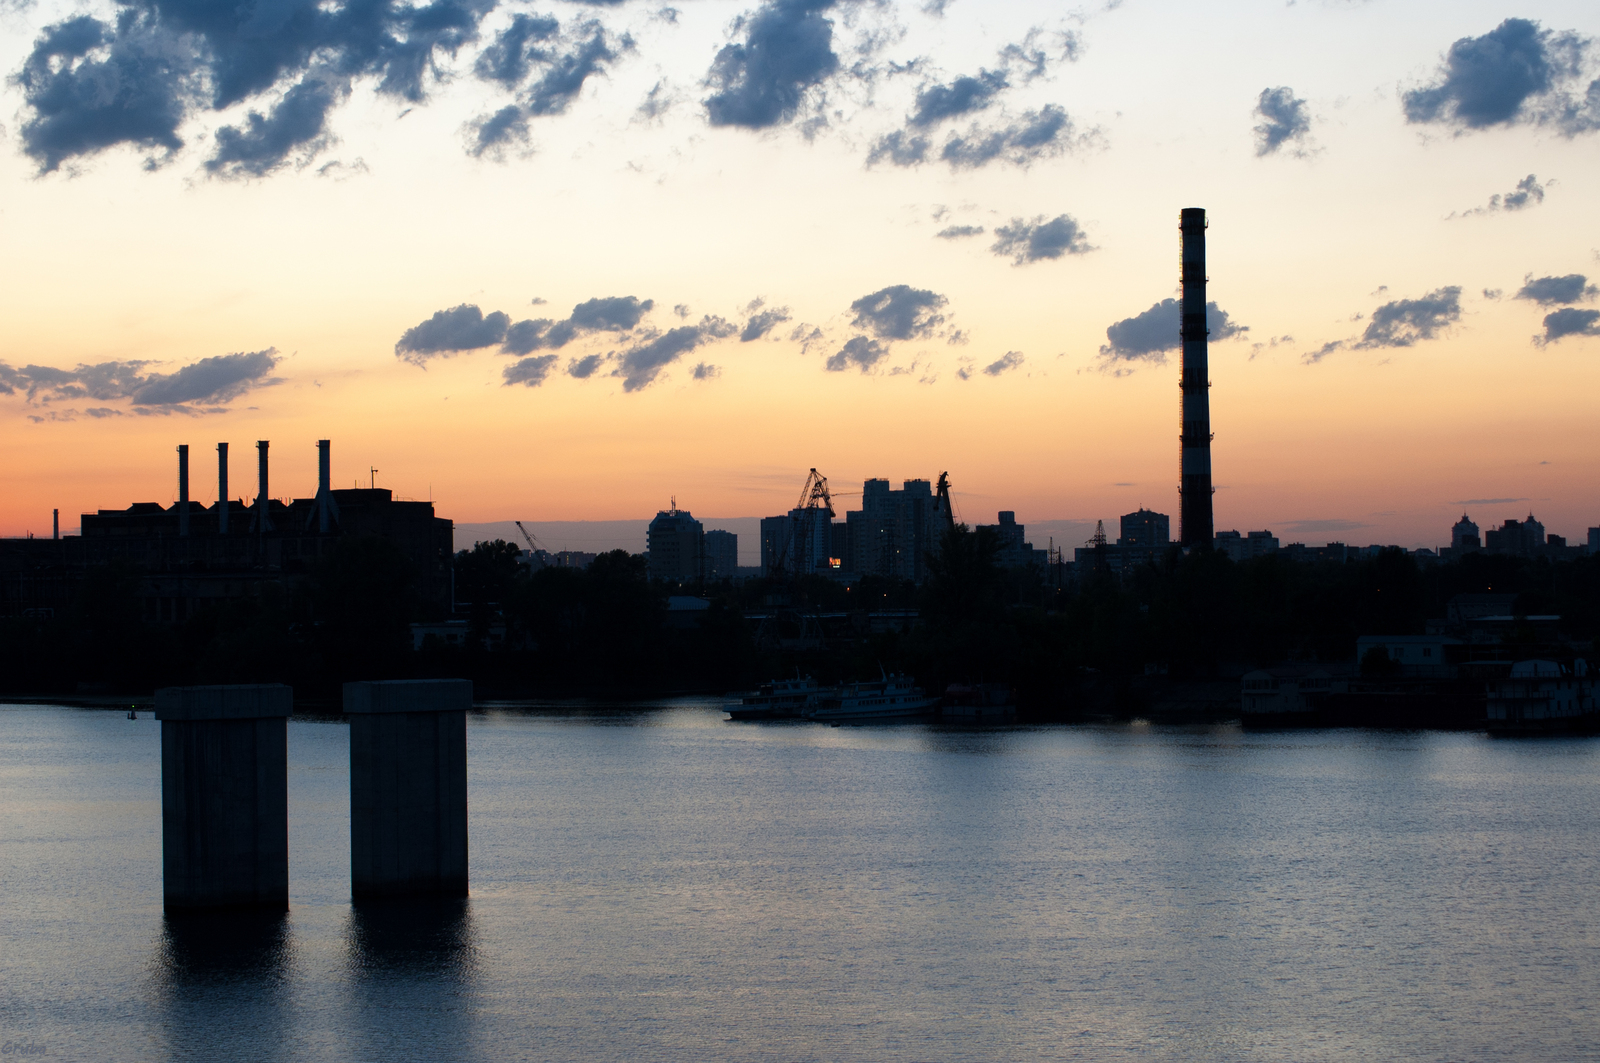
<box><xmin>934</xmin><ymin>471</ymin><xmax>956</xmax><ymax>532</ymax></box>
<box><xmin>514</xmin><ymin>520</ymin><xmax>546</xmax><ymax>560</ymax></box>
<box><xmin>771</xmin><ymin>468</ymin><xmax>833</xmax><ymax>579</ymax></box>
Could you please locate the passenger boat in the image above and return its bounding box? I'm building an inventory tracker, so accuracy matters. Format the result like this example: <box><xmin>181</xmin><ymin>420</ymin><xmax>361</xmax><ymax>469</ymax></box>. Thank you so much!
<box><xmin>1486</xmin><ymin>659</ymin><xmax>1597</xmax><ymax>735</ymax></box>
<box><xmin>725</xmin><ymin>676</ymin><xmax>830</xmax><ymax>721</ymax></box>
<box><xmin>809</xmin><ymin>673</ymin><xmax>938</xmax><ymax>724</ymax></box>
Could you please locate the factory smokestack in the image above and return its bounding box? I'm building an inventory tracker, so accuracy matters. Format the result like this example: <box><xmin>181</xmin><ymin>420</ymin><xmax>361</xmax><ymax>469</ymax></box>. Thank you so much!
<box><xmin>1178</xmin><ymin>207</ymin><xmax>1213</xmax><ymax>548</ymax></box>
<box><xmin>254</xmin><ymin>440</ymin><xmax>274</xmax><ymax>533</ymax></box>
<box><xmin>308</xmin><ymin>439</ymin><xmax>340</xmax><ymax>533</ymax></box>
<box><xmin>177</xmin><ymin>444</ymin><xmax>190</xmax><ymax>538</ymax></box>
<box><xmin>53</xmin><ymin>509</ymin><xmax>58</xmax><ymax>541</ymax></box>
<box><xmin>217</xmin><ymin>442</ymin><xmax>229</xmax><ymax>535</ymax></box>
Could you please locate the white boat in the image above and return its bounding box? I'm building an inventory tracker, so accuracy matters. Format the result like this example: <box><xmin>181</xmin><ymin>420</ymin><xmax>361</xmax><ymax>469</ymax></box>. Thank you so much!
<box><xmin>725</xmin><ymin>676</ymin><xmax>830</xmax><ymax>721</ymax></box>
<box><xmin>808</xmin><ymin>673</ymin><xmax>938</xmax><ymax>724</ymax></box>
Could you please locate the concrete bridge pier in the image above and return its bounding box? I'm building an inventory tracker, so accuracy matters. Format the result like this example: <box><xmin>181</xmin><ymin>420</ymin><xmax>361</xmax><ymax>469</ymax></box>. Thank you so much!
<box><xmin>344</xmin><ymin>679</ymin><xmax>471</xmax><ymax>899</ymax></box>
<box><xmin>155</xmin><ymin>684</ymin><xmax>293</xmax><ymax>910</ymax></box>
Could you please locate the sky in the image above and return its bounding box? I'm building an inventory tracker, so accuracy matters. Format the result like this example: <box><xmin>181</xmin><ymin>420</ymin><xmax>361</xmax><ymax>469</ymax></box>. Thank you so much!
<box><xmin>2</xmin><ymin>0</ymin><xmax>1599</xmax><ymax>551</ymax></box>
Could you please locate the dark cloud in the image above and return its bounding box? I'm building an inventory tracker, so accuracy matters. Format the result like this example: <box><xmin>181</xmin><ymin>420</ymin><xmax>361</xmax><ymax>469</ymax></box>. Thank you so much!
<box><xmin>1516</xmin><ymin>274</ymin><xmax>1596</xmax><ymax>305</ymax></box>
<box><xmin>909</xmin><ymin>69</ymin><xmax>1007</xmax><ymax>127</ymax></box>
<box><xmin>691</xmin><ymin>362</ymin><xmax>720</xmax><ymax>380</ymax></box>
<box><xmin>940</xmin><ymin>105</ymin><xmax>1074</xmax><ymax>169</ymax></box>
<box><xmin>1253</xmin><ymin>86</ymin><xmax>1311</xmax><ymax>156</ymax></box>
<box><xmin>703</xmin><ymin>0</ymin><xmax>843</xmax><ymax>129</ymax></box>
<box><xmin>567</xmin><ymin>353</ymin><xmax>605</xmax><ymax>378</ymax></box>
<box><xmin>570</xmin><ymin>295</ymin><xmax>653</xmax><ymax>330</ymax></box>
<box><xmin>1402</xmin><ymin>18</ymin><xmax>1598</xmax><ymax>134</ymax></box>
<box><xmin>825</xmin><ymin>335</ymin><xmax>888</xmax><ymax>373</ymax></box>
<box><xmin>849</xmin><ymin>285</ymin><xmax>947</xmax><ymax>340</ymax></box>
<box><xmin>467</xmin><ymin>104</ymin><xmax>531</xmax><ymax>158</ymax></box>
<box><xmin>741</xmin><ymin>305</ymin><xmax>792</xmax><ymax>341</ymax></box>
<box><xmin>468</xmin><ymin>19</ymin><xmax>632</xmax><ymax>156</ymax></box>
<box><xmin>502</xmin><ymin>354</ymin><xmax>558</xmax><ymax>386</ymax></box>
<box><xmin>12</xmin><ymin>0</ymin><xmax>549</xmax><ymax>175</ymax></box>
<box><xmin>1537</xmin><ymin>307</ymin><xmax>1600</xmax><ymax>344</ymax></box>
<box><xmin>394</xmin><ymin>304</ymin><xmax>511</xmax><ymax>363</ymax></box>
<box><xmin>207</xmin><ymin>73</ymin><xmax>349</xmax><ymax>177</ymax></box>
<box><xmin>1354</xmin><ymin>287</ymin><xmax>1462</xmax><ymax>348</ymax></box>
<box><xmin>0</xmin><ymin>348</ymin><xmax>281</xmax><ymax>411</ymax></box>
<box><xmin>525</xmin><ymin>23</ymin><xmax>631</xmax><ymax>115</ymax></box>
<box><xmin>982</xmin><ymin>351</ymin><xmax>1024</xmax><ymax>376</ymax></box>
<box><xmin>990</xmin><ymin>214</ymin><xmax>1091</xmax><ymax>264</ymax></box>
<box><xmin>1099</xmin><ymin>299</ymin><xmax>1248</xmax><ymax>363</ymax></box>
<box><xmin>936</xmin><ymin>224</ymin><xmax>984</xmax><ymax>239</ymax></box>
<box><xmin>474</xmin><ymin>13</ymin><xmax>561</xmax><ymax>88</ymax></box>
<box><xmin>614</xmin><ymin>316</ymin><xmax>735</xmax><ymax>391</ymax></box>
<box><xmin>865</xmin><ymin>129</ymin><xmax>930</xmax><ymax>166</ymax></box>
<box><xmin>14</xmin><ymin>13</ymin><xmax>195</xmax><ymax>174</ymax></box>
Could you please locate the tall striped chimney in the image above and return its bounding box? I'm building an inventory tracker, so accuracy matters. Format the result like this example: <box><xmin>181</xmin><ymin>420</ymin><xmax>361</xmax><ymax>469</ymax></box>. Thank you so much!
<box><xmin>177</xmin><ymin>444</ymin><xmax>190</xmax><ymax>537</ymax></box>
<box><xmin>1178</xmin><ymin>208</ymin><xmax>1213</xmax><ymax>547</ymax></box>
<box><xmin>217</xmin><ymin>442</ymin><xmax>229</xmax><ymax>534</ymax></box>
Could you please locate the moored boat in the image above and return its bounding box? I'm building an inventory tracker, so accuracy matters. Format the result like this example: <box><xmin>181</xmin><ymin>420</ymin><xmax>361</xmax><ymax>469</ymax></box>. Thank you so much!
<box><xmin>725</xmin><ymin>676</ymin><xmax>830</xmax><ymax>721</ymax></box>
<box><xmin>809</xmin><ymin>673</ymin><xmax>938</xmax><ymax>724</ymax></box>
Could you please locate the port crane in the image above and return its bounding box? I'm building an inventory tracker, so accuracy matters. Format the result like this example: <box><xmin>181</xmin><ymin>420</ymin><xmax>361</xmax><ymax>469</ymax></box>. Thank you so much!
<box><xmin>770</xmin><ymin>468</ymin><xmax>833</xmax><ymax>579</ymax></box>
<box><xmin>514</xmin><ymin>520</ymin><xmax>546</xmax><ymax>562</ymax></box>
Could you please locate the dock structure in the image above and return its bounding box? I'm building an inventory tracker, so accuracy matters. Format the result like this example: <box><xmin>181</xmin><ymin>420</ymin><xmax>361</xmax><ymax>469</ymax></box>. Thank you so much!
<box><xmin>345</xmin><ymin>679</ymin><xmax>471</xmax><ymax>899</ymax></box>
<box><xmin>155</xmin><ymin>684</ymin><xmax>292</xmax><ymax>910</ymax></box>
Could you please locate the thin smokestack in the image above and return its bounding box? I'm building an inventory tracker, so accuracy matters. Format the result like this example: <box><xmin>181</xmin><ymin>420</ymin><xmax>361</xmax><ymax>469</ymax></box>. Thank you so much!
<box><xmin>217</xmin><ymin>442</ymin><xmax>230</xmax><ymax>535</ymax></box>
<box><xmin>1178</xmin><ymin>207</ymin><xmax>1214</xmax><ymax>547</ymax></box>
<box><xmin>308</xmin><ymin>439</ymin><xmax>339</xmax><ymax>533</ymax></box>
<box><xmin>177</xmin><ymin>444</ymin><xmax>190</xmax><ymax>538</ymax></box>
<box><xmin>254</xmin><ymin>440</ymin><xmax>274</xmax><ymax>533</ymax></box>
<box><xmin>53</xmin><ymin>509</ymin><xmax>59</xmax><ymax>540</ymax></box>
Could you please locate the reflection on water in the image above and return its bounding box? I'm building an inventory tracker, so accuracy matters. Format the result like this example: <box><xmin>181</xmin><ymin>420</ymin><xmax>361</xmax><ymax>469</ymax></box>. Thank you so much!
<box><xmin>346</xmin><ymin>898</ymin><xmax>477</xmax><ymax>977</ymax></box>
<box><xmin>158</xmin><ymin>910</ymin><xmax>292</xmax><ymax>985</ymax></box>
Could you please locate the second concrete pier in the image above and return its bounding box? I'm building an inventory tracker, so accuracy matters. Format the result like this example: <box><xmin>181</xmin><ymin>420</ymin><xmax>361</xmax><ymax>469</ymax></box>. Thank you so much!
<box><xmin>345</xmin><ymin>679</ymin><xmax>471</xmax><ymax>899</ymax></box>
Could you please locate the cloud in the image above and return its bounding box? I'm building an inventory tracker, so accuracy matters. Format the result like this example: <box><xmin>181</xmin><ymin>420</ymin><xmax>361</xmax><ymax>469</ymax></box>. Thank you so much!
<box><xmin>825</xmin><ymin>335</ymin><xmax>888</xmax><ymax>373</ymax></box>
<box><xmin>1453</xmin><ymin>174</ymin><xmax>1550</xmax><ymax>217</ymax></box>
<box><xmin>1354</xmin><ymin>287</ymin><xmax>1462</xmax><ymax>348</ymax></box>
<box><xmin>502</xmin><ymin>354</ymin><xmax>558</xmax><ymax>386</ymax></box>
<box><xmin>13</xmin><ymin>0</ymin><xmax>628</xmax><ymax>175</ymax></box>
<box><xmin>691</xmin><ymin>362</ymin><xmax>720</xmax><ymax>380</ymax></box>
<box><xmin>849</xmin><ymin>285</ymin><xmax>947</xmax><ymax>340</ymax></box>
<box><xmin>207</xmin><ymin>72</ymin><xmax>350</xmax><ymax>178</ymax></box>
<box><xmin>936</xmin><ymin>224</ymin><xmax>984</xmax><ymax>239</ymax></box>
<box><xmin>0</xmin><ymin>348</ymin><xmax>281</xmax><ymax>412</ymax></box>
<box><xmin>567</xmin><ymin>353</ymin><xmax>605</xmax><ymax>378</ymax></box>
<box><xmin>1098</xmin><ymin>300</ymin><xmax>1248</xmax><ymax>364</ymax></box>
<box><xmin>1516</xmin><ymin>273</ymin><xmax>1597</xmax><ymax>305</ymax></box>
<box><xmin>1456</xmin><ymin>497</ymin><xmax>1528</xmax><ymax>506</ymax></box>
<box><xmin>1402</xmin><ymin>18</ymin><xmax>1599</xmax><ymax>135</ymax></box>
<box><xmin>908</xmin><ymin>69</ymin><xmax>1007</xmax><ymax>127</ymax></box>
<box><xmin>14</xmin><ymin>13</ymin><xmax>195</xmax><ymax>174</ymax></box>
<box><xmin>1536</xmin><ymin>307</ymin><xmax>1600</xmax><ymax>344</ymax></box>
<box><xmin>990</xmin><ymin>214</ymin><xmax>1091</xmax><ymax>264</ymax></box>
<box><xmin>740</xmin><ymin>305</ymin><xmax>792</xmax><ymax>341</ymax></box>
<box><xmin>614</xmin><ymin>316</ymin><xmax>735</xmax><ymax>391</ymax></box>
<box><xmin>468</xmin><ymin>105</ymin><xmax>532</xmax><ymax>159</ymax></box>
<box><xmin>982</xmin><ymin>351</ymin><xmax>1024</xmax><ymax>376</ymax></box>
<box><xmin>395</xmin><ymin>304</ymin><xmax>511</xmax><ymax>363</ymax></box>
<box><xmin>1253</xmin><ymin>86</ymin><xmax>1311</xmax><ymax>156</ymax></box>
<box><xmin>703</xmin><ymin>0</ymin><xmax>844</xmax><ymax>129</ymax></box>
<box><xmin>940</xmin><ymin>105</ymin><xmax>1076</xmax><ymax>169</ymax></box>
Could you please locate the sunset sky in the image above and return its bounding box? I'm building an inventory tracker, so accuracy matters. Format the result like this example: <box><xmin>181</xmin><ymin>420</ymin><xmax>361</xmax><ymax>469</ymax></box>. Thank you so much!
<box><xmin>2</xmin><ymin>0</ymin><xmax>1598</xmax><ymax>550</ymax></box>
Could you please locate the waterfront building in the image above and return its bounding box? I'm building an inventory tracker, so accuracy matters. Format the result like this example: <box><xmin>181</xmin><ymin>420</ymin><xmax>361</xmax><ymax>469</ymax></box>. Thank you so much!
<box><xmin>703</xmin><ymin>530</ymin><xmax>738</xmax><ymax>579</ymax></box>
<box><xmin>647</xmin><ymin>504</ymin><xmax>704</xmax><ymax>582</ymax></box>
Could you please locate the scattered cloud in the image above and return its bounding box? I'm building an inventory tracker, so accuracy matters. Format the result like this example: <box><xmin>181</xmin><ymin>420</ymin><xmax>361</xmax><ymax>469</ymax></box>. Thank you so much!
<box><xmin>1354</xmin><ymin>286</ymin><xmax>1462</xmax><ymax>348</ymax></box>
<box><xmin>1452</xmin><ymin>174</ymin><xmax>1549</xmax><ymax>217</ymax></box>
<box><xmin>1253</xmin><ymin>86</ymin><xmax>1312</xmax><ymax>156</ymax></box>
<box><xmin>936</xmin><ymin>224</ymin><xmax>985</xmax><ymax>239</ymax></box>
<box><xmin>990</xmin><ymin>214</ymin><xmax>1092</xmax><ymax>264</ymax></box>
<box><xmin>1515</xmin><ymin>273</ymin><xmax>1597</xmax><ymax>305</ymax></box>
<box><xmin>825</xmin><ymin>335</ymin><xmax>888</xmax><ymax>373</ymax></box>
<box><xmin>1456</xmin><ymin>497</ymin><xmax>1528</xmax><ymax>506</ymax></box>
<box><xmin>502</xmin><ymin>354</ymin><xmax>559</xmax><ymax>387</ymax></box>
<box><xmin>740</xmin><ymin>303</ymin><xmax>793</xmax><ymax>341</ymax></box>
<box><xmin>1402</xmin><ymin>18</ymin><xmax>1600</xmax><ymax>136</ymax></box>
<box><xmin>614</xmin><ymin>316</ymin><xmax>736</xmax><ymax>391</ymax></box>
<box><xmin>849</xmin><ymin>285</ymin><xmax>947</xmax><ymax>340</ymax></box>
<box><xmin>703</xmin><ymin>0</ymin><xmax>848</xmax><ymax>130</ymax></box>
<box><xmin>469</xmin><ymin>17</ymin><xmax>634</xmax><ymax>159</ymax></box>
<box><xmin>0</xmin><ymin>349</ymin><xmax>281</xmax><ymax>413</ymax></box>
<box><xmin>1536</xmin><ymin>307</ymin><xmax>1600</xmax><ymax>345</ymax></box>
<box><xmin>395</xmin><ymin>304</ymin><xmax>512</xmax><ymax>364</ymax></box>
<box><xmin>982</xmin><ymin>351</ymin><xmax>1024</xmax><ymax>376</ymax></box>
<box><xmin>691</xmin><ymin>362</ymin><xmax>721</xmax><ymax>380</ymax></box>
<box><xmin>567</xmin><ymin>354</ymin><xmax>605</xmax><ymax>378</ymax></box>
<box><xmin>1097</xmin><ymin>300</ymin><xmax>1248</xmax><ymax>365</ymax></box>
<box><xmin>908</xmin><ymin>68</ymin><xmax>1008</xmax><ymax>128</ymax></box>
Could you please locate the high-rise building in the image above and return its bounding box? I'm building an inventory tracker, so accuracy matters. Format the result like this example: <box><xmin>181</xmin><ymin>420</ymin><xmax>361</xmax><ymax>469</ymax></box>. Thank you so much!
<box><xmin>1451</xmin><ymin>514</ymin><xmax>1481</xmax><ymax>552</ymax></box>
<box><xmin>647</xmin><ymin>504</ymin><xmax>703</xmax><ymax>581</ymax></box>
<box><xmin>703</xmin><ymin>530</ymin><xmax>738</xmax><ymax>579</ymax></box>
<box><xmin>1485</xmin><ymin>514</ymin><xmax>1545</xmax><ymax>557</ymax></box>
<box><xmin>976</xmin><ymin>512</ymin><xmax>1044</xmax><ymax>569</ymax></box>
<box><xmin>845</xmin><ymin>478</ymin><xmax>940</xmax><ymax>582</ymax></box>
<box><xmin>760</xmin><ymin>507</ymin><xmax>834</xmax><ymax>576</ymax></box>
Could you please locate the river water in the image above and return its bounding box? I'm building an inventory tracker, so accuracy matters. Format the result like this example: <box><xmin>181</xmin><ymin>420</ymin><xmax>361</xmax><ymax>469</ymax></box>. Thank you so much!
<box><xmin>1</xmin><ymin>701</ymin><xmax>1596</xmax><ymax>1062</ymax></box>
